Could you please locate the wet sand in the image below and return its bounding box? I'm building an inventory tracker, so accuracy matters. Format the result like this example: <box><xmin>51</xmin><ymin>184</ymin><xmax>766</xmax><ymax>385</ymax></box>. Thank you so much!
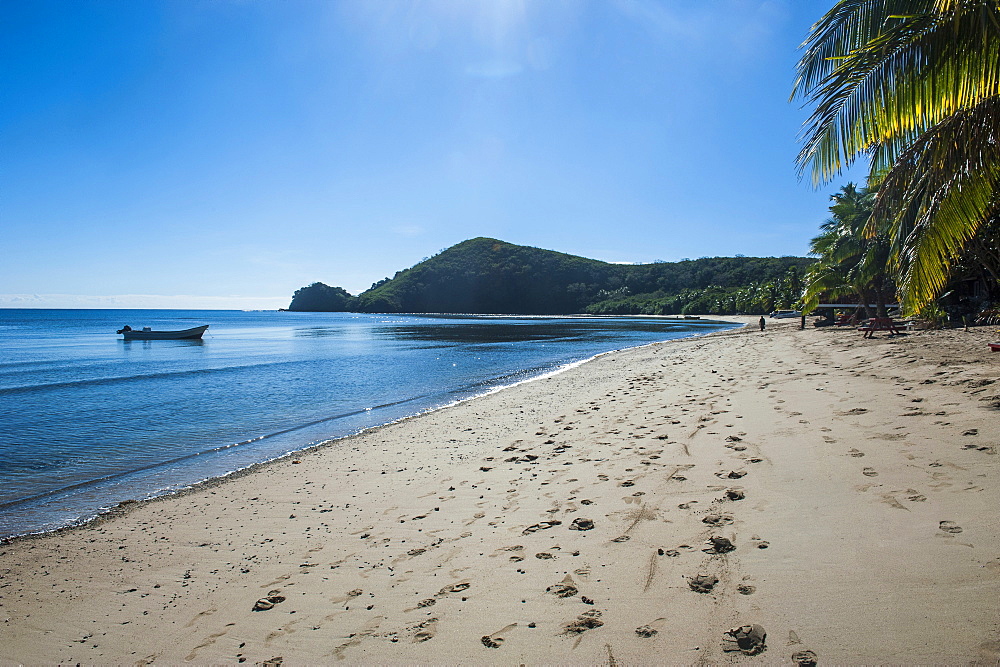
<box><xmin>2</xmin><ymin>317</ymin><xmax>999</xmax><ymax>664</ymax></box>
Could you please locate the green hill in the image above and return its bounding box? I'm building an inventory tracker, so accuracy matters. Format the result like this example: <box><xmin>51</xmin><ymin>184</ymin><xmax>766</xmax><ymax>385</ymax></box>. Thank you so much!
<box><xmin>288</xmin><ymin>237</ymin><xmax>814</xmax><ymax>315</ymax></box>
<box><xmin>287</xmin><ymin>283</ymin><xmax>356</xmax><ymax>312</ymax></box>
<box><xmin>355</xmin><ymin>238</ymin><xmax>619</xmax><ymax>314</ymax></box>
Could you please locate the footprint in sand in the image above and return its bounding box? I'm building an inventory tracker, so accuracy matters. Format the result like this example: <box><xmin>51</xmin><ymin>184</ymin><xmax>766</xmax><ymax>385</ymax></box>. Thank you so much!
<box><xmin>722</xmin><ymin>624</ymin><xmax>767</xmax><ymax>656</ymax></box>
<box><xmin>848</xmin><ymin>448</ymin><xmax>865</xmax><ymax>457</ymax></box>
<box><xmin>436</xmin><ymin>582</ymin><xmax>471</xmax><ymax>597</ymax></box>
<box><xmin>939</xmin><ymin>520</ymin><xmax>963</xmax><ymax>534</ymax></box>
<box><xmin>701</xmin><ymin>513</ymin><xmax>734</xmax><ymax>527</ymax></box>
<box><xmin>411</xmin><ymin>618</ymin><xmax>438</xmax><ymax>643</ymax></box>
<box><xmin>522</xmin><ymin>520</ymin><xmax>562</xmax><ymax>535</ymax></box>
<box><xmin>493</xmin><ymin>545</ymin><xmax>524</xmax><ymax>558</ymax></box>
<box><xmin>330</xmin><ymin>616</ymin><xmax>385</xmax><ymax>659</ymax></box>
<box><xmin>687</xmin><ymin>574</ymin><xmax>719</xmax><ymax>593</ymax></box>
<box><xmin>328</xmin><ymin>588</ymin><xmax>364</xmax><ymax>606</ymax></box>
<box><xmin>563</xmin><ymin>609</ymin><xmax>603</xmax><ymax>635</ymax></box>
<box><xmin>792</xmin><ymin>649</ymin><xmax>819</xmax><ymax>666</ymax></box>
<box><xmin>881</xmin><ymin>494</ymin><xmax>909</xmax><ymax>510</ymax></box>
<box><xmin>253</xmin><ymin>591</ymin><xmax>287</xmax><ymax>611</ymax></box>
<box><xmin>635</xmin><ymin>617</ymin><xmax>668</xmax><ymax>638</ymax></box>
<box><xmin>481</xmin><ymin>622</ymin><xmax>517</xmax><ymax>648</ymax></box>
<box><xmin>705</xmin><ymin>536</ymin><xmax>736</xmax><ymax>554</ymax></box>
<box><xmin>548</xmin><ymin>573</ymin><xmax>580</xmax><ymax>596</ymax></box>
<box><xmin>862</xmin><ymin>467</ymin><xmax>878</xmax><ymax>477</ymax></box>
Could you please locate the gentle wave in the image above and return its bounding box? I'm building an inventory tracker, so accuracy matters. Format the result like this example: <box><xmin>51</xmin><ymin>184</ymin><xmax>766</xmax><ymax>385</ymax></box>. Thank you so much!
<box><xmin>0</xmin><ymin>359</ymin><xmax>564</xmax><ymax>516</ymax></box>
<box><xmin>0</xmin><ymin>359</ymin><xmax>308</xmax><ymax>395</ymax></box>
<box><xmin>0</xmin><ymin>391</ymin><xmax>436</xmax><ymax>513</ymax></box>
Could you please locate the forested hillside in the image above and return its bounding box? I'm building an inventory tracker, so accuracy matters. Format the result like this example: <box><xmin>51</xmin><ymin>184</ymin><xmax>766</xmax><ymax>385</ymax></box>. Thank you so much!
<box><xmin>355</xmin><ymin>238</ymin><xmax>616</xmax><ymax>314</ymax></box>
<box><xmin>288</xmin><ymin>238</ymin><xmax>813</xmax><ymax>315</ymax></box>
<box><xmin>287</xmin><ymin>283</ymin><xmax>356</xmax><ymax>312</ymax></box>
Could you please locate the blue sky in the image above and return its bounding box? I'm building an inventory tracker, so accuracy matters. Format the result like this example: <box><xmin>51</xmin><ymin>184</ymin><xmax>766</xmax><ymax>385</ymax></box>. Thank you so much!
<box><xmin>1</xmin><ymin>0</ymin><xmax>864</xmax><ymax>309</ymax></box>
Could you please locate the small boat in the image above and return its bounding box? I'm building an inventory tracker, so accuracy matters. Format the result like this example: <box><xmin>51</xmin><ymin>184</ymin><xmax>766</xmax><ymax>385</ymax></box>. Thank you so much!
<box><xmin>117</xmin><ymin>325</ymin><xmax>209</xmax><ymax>340</ymax></box>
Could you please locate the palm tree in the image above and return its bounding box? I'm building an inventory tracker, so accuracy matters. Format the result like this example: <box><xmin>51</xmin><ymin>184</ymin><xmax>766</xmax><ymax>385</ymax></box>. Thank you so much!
<box><xmin>803</xmin><ymin>186</ymin><xmax>866</xmax><ymax>316</ymax></box>
<box><xmin>792</xmin><ymin>0</ymin><xmax>1000</xmax><ymax>313</ymax></box>
<box><xmin>803</xmin><ymin>183</ymin><xmax>894</xmax><ymax>318</ymax></box>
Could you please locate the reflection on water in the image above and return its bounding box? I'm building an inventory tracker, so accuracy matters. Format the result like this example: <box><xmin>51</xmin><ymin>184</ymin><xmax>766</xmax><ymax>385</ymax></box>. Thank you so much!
<box><xmin>381</xmin><ymin>322</ymin><xmax>579</xmax><ymax>343</ymax></box>
<box><xmin>378</xmin><ymin>318</ymin><xmax>710</xmax><ymax>344</ymax></box>
<box><xmin>121</xmin><ymin>338</ymin><xmax>206</xmax><ymax>347</ymax></box>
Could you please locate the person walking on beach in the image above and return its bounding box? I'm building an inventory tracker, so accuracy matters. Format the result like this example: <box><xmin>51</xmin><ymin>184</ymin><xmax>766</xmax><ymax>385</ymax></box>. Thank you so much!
<box><xmin>759</xmin><ymin>316</ymin><xmax>766</xmax><ymax>331</ymax></box>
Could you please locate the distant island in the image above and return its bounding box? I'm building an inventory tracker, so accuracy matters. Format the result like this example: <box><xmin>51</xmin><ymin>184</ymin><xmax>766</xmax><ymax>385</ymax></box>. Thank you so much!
<box><xmin>288</xmin><ymin>237</ymin><xmax>813</xmax><ymax>316</ymax></box>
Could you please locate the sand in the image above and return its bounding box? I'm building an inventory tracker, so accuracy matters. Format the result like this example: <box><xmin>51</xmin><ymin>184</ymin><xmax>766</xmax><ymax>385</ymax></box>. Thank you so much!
<box><xmin>2</xmin><ymin>317</ymin><xmax>999</xmax><ymax>665</ymax></box>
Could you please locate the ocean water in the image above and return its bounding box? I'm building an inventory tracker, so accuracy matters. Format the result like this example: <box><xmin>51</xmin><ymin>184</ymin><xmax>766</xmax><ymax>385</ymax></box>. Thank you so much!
<box><xmin>0</xmin><ymin>309</ymin><xmax>737</xmax><ymax>538</ymax></box>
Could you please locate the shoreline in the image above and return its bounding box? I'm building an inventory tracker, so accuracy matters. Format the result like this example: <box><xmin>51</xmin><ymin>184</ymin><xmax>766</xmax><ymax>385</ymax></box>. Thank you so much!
<box><xmin>2</xmin><ymin>317</ymin><xmax>998</xmax><ymax>663</ymax></box>
<box><xmin>1</xmin><ymin>318</ymin><xmax>742</xmax><ymax>543</ymax></box>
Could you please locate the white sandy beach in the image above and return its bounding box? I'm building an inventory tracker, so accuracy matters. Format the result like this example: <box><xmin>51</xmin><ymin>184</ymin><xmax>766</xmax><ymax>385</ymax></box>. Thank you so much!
<box><xmin>2</xmin><ymin>317</ymin><xmax>999</xmax><ymax>664</ymax></box>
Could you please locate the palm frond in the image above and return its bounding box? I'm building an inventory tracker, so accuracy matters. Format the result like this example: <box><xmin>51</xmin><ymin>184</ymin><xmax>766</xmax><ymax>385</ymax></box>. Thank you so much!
<box><xmin>793</xmin><ymin>0</ymin><xmax>1000</xmax><ymax>184</ymax></box>
<box><xmin>872</xmin><ymin>95</ymin><xmax>1000</xmax><ymax>310</ymax></box>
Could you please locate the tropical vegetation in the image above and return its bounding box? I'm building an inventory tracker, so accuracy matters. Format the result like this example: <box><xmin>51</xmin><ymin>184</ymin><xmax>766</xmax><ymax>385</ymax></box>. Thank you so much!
<box><xmin>288</xmin><ymin>283</ymin><xmax>356</xmax><ymax>312</ymax></box>
<box><xmin>287</xmin><ymin>238</ymin><xmax>813</xmax><ymax>315</ymax></box>
<box><xmin>793</xmin><ymin>0</ymin><xmax>1000</xmax><ymax>316</ymax></box>
<box><xmin>802</xmin><ymin>182</ymin><xmax>895</xmax><ymax>318</ymax></box>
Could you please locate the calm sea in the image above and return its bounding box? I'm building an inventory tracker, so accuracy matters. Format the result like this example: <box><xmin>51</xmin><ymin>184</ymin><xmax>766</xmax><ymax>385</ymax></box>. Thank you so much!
<box><xmin>0</xmin><ymin>309</ymin><xmax>737</xmax><ymax>538</ymax></box>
